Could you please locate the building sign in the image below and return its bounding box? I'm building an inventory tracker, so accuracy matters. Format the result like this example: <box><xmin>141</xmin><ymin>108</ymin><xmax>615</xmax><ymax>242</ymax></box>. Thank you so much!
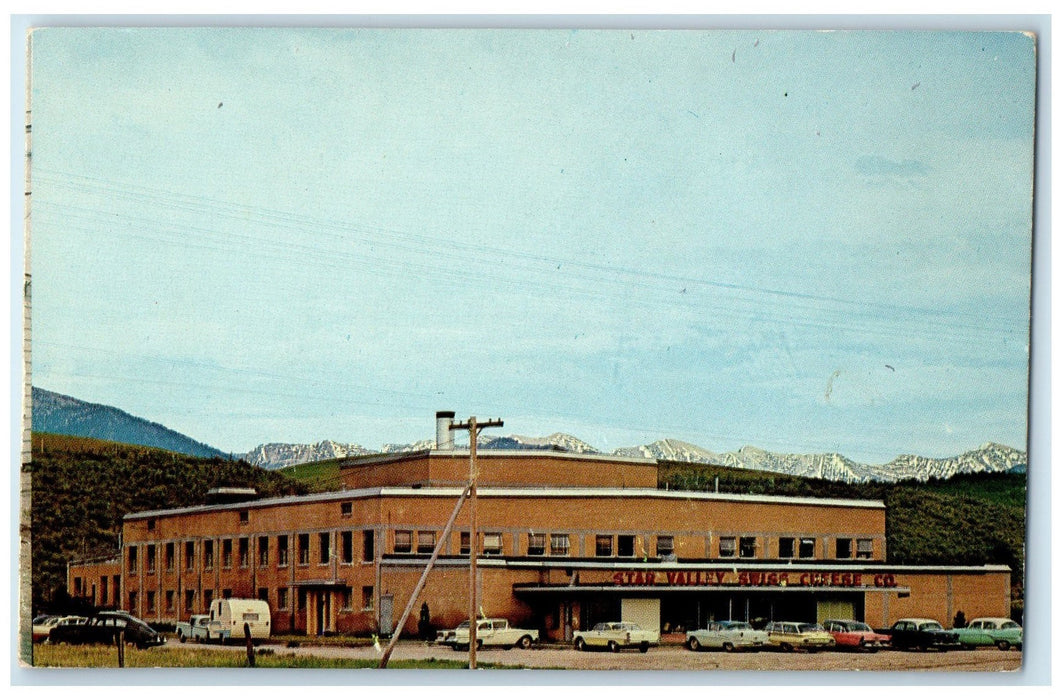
<box><xmin>611</xmin><ymin>570</ymin><xmax>899</xmax><ymax>588</ymax></box>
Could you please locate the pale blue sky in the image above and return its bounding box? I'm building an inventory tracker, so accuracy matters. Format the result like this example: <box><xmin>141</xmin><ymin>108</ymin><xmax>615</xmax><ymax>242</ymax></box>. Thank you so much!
<box><xmin>26</xmin><ymin>28</ymin><xmax>1036</xmax><ymax>462</ymax></box>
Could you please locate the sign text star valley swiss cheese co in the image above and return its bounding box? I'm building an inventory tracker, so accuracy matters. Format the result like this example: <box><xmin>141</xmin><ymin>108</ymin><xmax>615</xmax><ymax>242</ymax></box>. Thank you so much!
<box><xmin>611</xmin><ymin>571</ymin><xmax>899</xmax><ymax>588</ymax></box>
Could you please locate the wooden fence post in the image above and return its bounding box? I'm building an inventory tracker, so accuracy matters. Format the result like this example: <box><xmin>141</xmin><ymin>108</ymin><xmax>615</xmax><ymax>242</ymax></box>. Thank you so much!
<box><xmin>244</xmin><ymin>622</ymin><xmax>255</xmax><ymax>667</ymax></box>
<box><xmin>116</xmin><ymin>629</ymin><xmax>125</xmax><ymax>668</ymax></box>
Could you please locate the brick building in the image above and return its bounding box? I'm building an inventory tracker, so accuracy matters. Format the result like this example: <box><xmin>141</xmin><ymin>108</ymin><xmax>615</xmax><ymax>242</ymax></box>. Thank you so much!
<box><xmin>68</xmin><ymin>415</ymin><xmax>1011</xmax><ymax>639</ymax></box>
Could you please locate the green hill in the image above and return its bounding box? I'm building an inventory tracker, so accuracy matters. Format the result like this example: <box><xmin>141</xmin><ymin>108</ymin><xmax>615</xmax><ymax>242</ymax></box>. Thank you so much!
<box><xmin>27</xmin><ymin>433</ymin><xmax>307</xmax><ymax>613</ymax></box>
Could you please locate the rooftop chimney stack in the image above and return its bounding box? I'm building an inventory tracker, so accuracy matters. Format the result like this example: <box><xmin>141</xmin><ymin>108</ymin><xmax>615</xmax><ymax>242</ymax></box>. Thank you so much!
<box><xmin>435</xmin><ymin>411</ymin><xmax>455</xmax><ymax>450</ymax></box>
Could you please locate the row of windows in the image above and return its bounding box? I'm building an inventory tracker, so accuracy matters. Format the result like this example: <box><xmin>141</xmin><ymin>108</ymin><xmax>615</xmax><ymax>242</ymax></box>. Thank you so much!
<box><xmin>127</xmin><ymin>531</ymin><xmax>377</xmax><ymax>574</ymax></box>
<box><xmin>390</xmin><ymin>530</ymin><xmax>872</xmax><ymax>560</ymax></box>
<box><xmin>129</xmin><ymin>585</ymin><xmax>376</xmax><ymax>616</ymax></box>
<box><xmin>127</xmin><ymin>530</ymin><xmax>876</xmax><ymax>573</ymax></box>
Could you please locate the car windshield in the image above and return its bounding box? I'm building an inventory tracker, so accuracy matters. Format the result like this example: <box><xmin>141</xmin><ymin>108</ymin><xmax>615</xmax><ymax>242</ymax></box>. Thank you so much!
<box><xmin>724</xmin><ymin>622</ymin><xmax>751</xmax><ymax>630</ymax></box>
<box><xmin>798</xmin><ymin>623</ymin><xmax>824</xmax><ymax>632</ymax></box>
<box><xmin>1001</xmin><ymin>621</ymin><xmax>1020</xmax><ymax>629</ymax></box>
<box><xmin>919</xmin><ymin>622</ymin><xmax>943</xmax><ymax>631</ymax></box>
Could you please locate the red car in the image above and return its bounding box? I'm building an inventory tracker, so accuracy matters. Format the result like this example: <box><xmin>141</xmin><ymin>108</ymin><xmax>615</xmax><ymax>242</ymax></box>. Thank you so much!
<box><xmin>823</xmin><ymin>619</ymin><xmax>891</xmax><ymax>651</ymax></box>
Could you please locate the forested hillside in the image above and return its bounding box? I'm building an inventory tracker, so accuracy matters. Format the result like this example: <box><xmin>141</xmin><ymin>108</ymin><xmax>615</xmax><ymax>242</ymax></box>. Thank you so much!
<box><xmin>27</xmin><ymin>433</ymin><xmax>307</xmax><ymax>612</ymax></box>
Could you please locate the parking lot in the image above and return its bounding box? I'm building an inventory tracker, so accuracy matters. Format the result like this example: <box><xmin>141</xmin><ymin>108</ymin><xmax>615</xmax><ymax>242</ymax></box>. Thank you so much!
<box><xmin>234</xmin><ymin>640</ymin><xmax>1023</xmax><ymax>673</ymax></box>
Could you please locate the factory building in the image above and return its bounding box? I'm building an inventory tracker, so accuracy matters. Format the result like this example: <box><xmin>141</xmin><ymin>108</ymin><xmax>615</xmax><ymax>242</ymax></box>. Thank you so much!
<box><xmin>67</xmin><ymin>413</ymin><xmax>1011</xmax><ymax>639</ymax></box>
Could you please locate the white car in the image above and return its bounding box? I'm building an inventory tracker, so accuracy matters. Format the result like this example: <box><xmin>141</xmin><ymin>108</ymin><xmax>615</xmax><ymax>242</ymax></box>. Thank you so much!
<box><xmin>686</xmin><ymin>620</ymin><xmax>768</xmax><ymax>652</ymax></box>
<box><xmin>438</xmin><ymin>618</ymin><xmax>538</xmax><ymax>650</ymax></box>
<box><xmin>573</xmin><ymin>621</ymin><xmax>660</xmax><ymax>653</ymax></box>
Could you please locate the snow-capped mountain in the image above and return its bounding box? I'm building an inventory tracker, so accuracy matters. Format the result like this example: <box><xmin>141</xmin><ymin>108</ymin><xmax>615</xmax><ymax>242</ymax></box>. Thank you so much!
<box><xmin>245</xmin><ymin>432</ymin><xmax>1025</xmax><ymax>483</ymax></box>
<box><xmin>242</xmin><ymin>440</ymin><xmax>373</xmax><ymax>469</ymax></box>
<box><xmin>628</xmin><ymin>440</ymin><xmax>1026</xmax><ymax>483</ymax></box>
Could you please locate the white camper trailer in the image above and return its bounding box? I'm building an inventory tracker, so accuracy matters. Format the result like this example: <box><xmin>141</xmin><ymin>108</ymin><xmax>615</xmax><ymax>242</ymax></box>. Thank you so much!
<box><xmin>206</xmin><ymin>598</ymin><xmax>271</xmax><ymax>643</ymax></box>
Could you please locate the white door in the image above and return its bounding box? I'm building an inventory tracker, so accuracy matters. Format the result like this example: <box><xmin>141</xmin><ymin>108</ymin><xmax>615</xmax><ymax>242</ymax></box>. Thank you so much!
<box><xmin>621</xmin><ymin>598</ymin><xmax>660</xmax><ymax>633</ymax></box>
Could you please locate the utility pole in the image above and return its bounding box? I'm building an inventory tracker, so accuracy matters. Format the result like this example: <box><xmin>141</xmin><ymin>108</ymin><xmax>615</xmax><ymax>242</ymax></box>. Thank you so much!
<box><xmin>449</xmin><ymin>416</ymin><xmax>503</xmax><ymax>670</ymax></box>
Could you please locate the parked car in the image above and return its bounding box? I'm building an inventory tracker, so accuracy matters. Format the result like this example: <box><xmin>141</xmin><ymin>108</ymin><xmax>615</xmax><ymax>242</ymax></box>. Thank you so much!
<box><xmin>886</xmin><ymin>618</ymin><xmax>961</xmax><ymax>651</ymax></box>
<box><xmin>573</xmin><ymin>621</ymin><xmax>659</xmax><ymax>653</ymax></box>
<box><xmin>437</xmin><ymin>618</ymin><xmax>538</xmax><ymax>650</ymax></box>
<box><xmin>685</xmin><ymin>620</ymin><xmax>768</xmax><ymax>652</ymax></box>
<box><xmin>174</xmin><ymin>614</ymin><xmax>212</xmax><ymax>643</ymax></box>
<box><xmin>822</xmin><ymin>619</ymin><xmax>891</xmax><ymax>651</ymax></box>
<box><xmin>33</xmin><ymin>615</ymin><xmax>89</xmax><ymax>643</ymax></box>
<box><xmin>953</xmin><ymin>617</ymin><xmax>1022</xmax><ymax>651</ymax></box>
<box><xmin>764</xmin><ymin>621</ymin><xmax>835</xmax><ymax>652</ymax></box>
<box><xmin>48</xmin><ymin>611</ymin><xmax>164</xmax><ymax>649</ymax></box>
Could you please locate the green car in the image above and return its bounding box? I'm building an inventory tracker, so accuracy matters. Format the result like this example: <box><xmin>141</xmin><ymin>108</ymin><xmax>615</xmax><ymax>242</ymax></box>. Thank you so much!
<box><xmin>953</xmin><ymin>617</ymin><xmax>1022</xmax><ymax>651</ymax></box>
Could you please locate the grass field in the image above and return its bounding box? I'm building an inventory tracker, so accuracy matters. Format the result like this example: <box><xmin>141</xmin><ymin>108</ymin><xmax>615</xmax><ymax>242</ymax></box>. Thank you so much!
<box><xmin>30</xmin><ymin>643</ymin><xmax>519</xmax><ymax>669</ymax></box>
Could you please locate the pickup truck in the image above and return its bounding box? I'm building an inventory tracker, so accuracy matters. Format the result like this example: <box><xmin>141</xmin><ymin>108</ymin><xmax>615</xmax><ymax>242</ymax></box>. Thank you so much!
<box><xmin>573</xmin><ymin>621</ymin><xmax>659</xmax><ymax>653</ymax></box>
<box><xmin>174</xmin><ymin>614</ymin><xmax>211</xmax><ymax>643</ymax></box>
<box><xmin>436</xmin><ymin>618</ymin><xmax>538</xmax><ymax>650</ymax></box>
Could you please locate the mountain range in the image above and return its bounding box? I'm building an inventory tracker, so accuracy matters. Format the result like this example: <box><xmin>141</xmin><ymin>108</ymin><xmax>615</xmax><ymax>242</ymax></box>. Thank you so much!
<box><xmin>29</xmin><ymin>386</ymin><xmax>1026</xmax><ymax>483</ymax></box>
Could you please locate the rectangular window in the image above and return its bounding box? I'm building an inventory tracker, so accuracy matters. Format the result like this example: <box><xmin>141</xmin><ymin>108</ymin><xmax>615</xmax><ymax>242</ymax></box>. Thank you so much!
<box><xmin>719</xmin><ymin>537</ymin><xmax>737</xmax><ymax>558</ymax></box>
<box><xmin>239</xmin><ymin>537</ymin><xmax>250</xmax><ymax>568</ymax></box>
<box><xmin>617</xmin><ymin>535</ymin><xmax>635</xmax><ymax>557</ymax></box>
<box><xmin>362</xmin><ymin>530</ymin><xmax>375</xmax><ymax>562</ymax></box>
<box><xmin>527</xmin><ymin>533</ymin><xmax>546</xmax><ymax>556</ymax></box>
<box><xmin>146</xmin><ymin>591</ymin><xmax>156</xmax><ymax>614</ymax></box>
<box><xmin>799</xmin><ymin>537</ymin><xmax>816</xmax><ymax>559</ymax></box>
<box><xmin>277</xmin><ymin>535</ymin><xmax>289</xmax><ymax>566</ymax></box>
<box><xmin>339</xmin><ymin>587</ymin><xmax>352</xmax><ymax>610</ymax></box>
<box><xmin>221</xmin><ymin>539</ymin><xmax>233</xmax><ymax>568</ymax></box>
<box><xmin>739</xmin><ymin>537</ymin><xmax>757</xmax><ymax>558</ymax></box>
<box><xmin>459</xmin><ymin>531</ymin><xmax>471</xmax><ymax>555</ymax></box>
<box><xmin>204</xmin><ymin>540</ymin><xmax>214</xmax><ymax>570</ymax></box>
<box><xmin>319</xmin><ymin>532</ymin><xmax>331</xmax><ymax>564</ymax></box>
<box><xmin>164</xmin><ymin>542</ymin><xmax>175</xmax><ymax>571</ymax></box>
<box><xmin>128</xmin><ymin>546</ymin><xmax>138</xmax><ymax>573</ymax></box>
<box><xmin>165</xmin><ymin>590</ymin><xmax>175</xmax><ymax>613</ymax></box>
<box><xmin>100</xmin><ymin>577</ymin><xmax>109</xmax><ymax>604</ymax></box>
<box><xmin>147</xmin><ymin>518</ymin><xmax>156</xmax><ymax>531</ymax></box>
<box><xmin>482</xmin><ymin>533</ymin><xmax>502</xmax><ymax>556</ymax></box>
<box><xmin>596</xmin><ymin>535</ymin><xmax>614</xmax><ymax>557</ymax></box>
<box><xmin>835</xmin><ymin>538</ymin><xmax>853</xmax><ymax>559</ymax></box>
<box><xmin>203</xmin><ymin>589</ymin><xmax>214</xmax><ymax>610</ymax></box>
<box><xmin>258</xmin><ymin>587</ymin><xmax>269</xmax><ymax>602</ymax></box>
<box><xmin>550</xmin><ymin>534</ymin><xmax>570</xmax><ymax>556</ymax></box>
<box><xmin>258</xmin><ymin>536</ymin><xmax>269</xmax><ymax>566</ymax></box>
<box><xmin>185</xmin><ymin>541</ymin><xmax>195</xmax><ymax>571</ymax></box>
<box><xmin>277</xmin><ymin>587</ymin><xmax>289</xmax><ymax>610</ymax></box>
<box><xmin>146</xmin><ymin>544</ymin><xmax>156</xmax><ymax>573</ymax></box>
<box><xmin>856</xmin><ymin>539</ymin><xmax>874</xmax><ymax>559</ymax></box>
<box><xmin>778</xmin><ymin>537</ymin><xmax>795</xmax><ymax>559</ymax></box>
<box><xmin>298</xmin><ymin>589</ymin><xmax>307</xmax><ymax>611</ymax></box>
<box><xmin>417</xmin><ymin>531</ymin><xmax>436</xmax><ymax>554</ymax></box>
<box><xmin>184</xmin><ymin>589</ymin><xmax>195</xmax><ymax>611</ymax></box>
<box><xmin>128</xmin><ymin>591</ymin><xmax>138</xmax><ymax>613</ymax></box>
<box><xmin>298</xmin><ymin>534</ymin><xmax>311</xmax><ymax>565</ymax></box>
<box><xmin>341</xmin><ymin>501</ymin><xmax>353</xmax><ymax>516</ymax></box>
<box><xmin>222</xmin><ymin>588</ymin><xmax>232</xmax><ymax>599</ymax></box>
<box><xmin>362</xmin><ymin>586</ymin><xmax>374</xmax><ymax>611</ymax></box>
<box><xmin>656</xmin><ymin>535</ymin><xmax>674</xmax><ymax>558</ymax></box>
<box><xmin>341</xmin><ymin>531</ymin><xmax>353</xmax><ymax>563</ymax></box>
<box><xmin>74</xmin><ymin>577</ymin><xmax>83</xmax><ymax>596</ymax></box>
<box><xmin>394</xmin><ymin>530</ymin><xmax>412</xmax><ymax>554</ymax></box>
<box><xmin>239</xmin><ymin>510</ymin><xmax>249</xmax><ymax>524</ymax></box>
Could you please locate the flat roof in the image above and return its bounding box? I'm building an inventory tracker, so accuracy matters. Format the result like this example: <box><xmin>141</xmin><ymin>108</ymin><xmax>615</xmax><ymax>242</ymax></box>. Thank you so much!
<box><xmin>339</xmin><ymin>448</ymin><xmax>659</xmax><ymax>468</ymax></box>
<box><xmin>125</xmin><ymin>485</ymin><xmax>885</xmax><ymax>520</ymax></box>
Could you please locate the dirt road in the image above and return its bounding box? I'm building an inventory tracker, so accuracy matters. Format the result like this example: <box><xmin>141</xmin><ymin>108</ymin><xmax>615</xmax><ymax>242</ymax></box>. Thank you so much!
<box><xmin>243</xmin><ymin>640</ymin><xmax>1023</xmax><ymax>673</ymax></box>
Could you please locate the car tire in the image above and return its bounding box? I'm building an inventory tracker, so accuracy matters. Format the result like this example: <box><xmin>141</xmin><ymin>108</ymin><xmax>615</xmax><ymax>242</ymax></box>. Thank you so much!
<box><xmin>574</xmin><ymin>637</ymin><xmax>586</xmax><ymax>651</ymax></box>
<box><xmin>687</xmin><ymin>637</ymin><xmax>701</xmax><ymax>652</ymax></box>
<box><xmin>608</xmin><ymin>640</ymin><xmax>619</xmax><ymax>653</ymax></box>
<box><xmin>177</xmin><ymin>631</ymin><xmax>186</xmax><ymax>643</ymax></box>
<box><xmin>723</xmin><ymin>642</ymin><xmax>735</xmax><ymax>653</ymax></box>
<box><xmin>517</xmin><ymin>635</ymin><xmax>532</xmax><ymax>650</ymax></box>
<box><xmin>780</xmin><ymin>642</ymin><xmax>793</xmax><ymax>652</ymax></box>
<box><xmin>639</xmin><ymin>642</ymin><xmax>649</xmax><ymax>653</ymax></box>
<box><xmin>962</xmin><ymin>643</ymin><xmax>976</xmax><ymax>651</ymax></box>
<box><xmin>996</xmin><ymin>640</ymin><xmax>1011</xmax><ymax>651</ymax></box>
